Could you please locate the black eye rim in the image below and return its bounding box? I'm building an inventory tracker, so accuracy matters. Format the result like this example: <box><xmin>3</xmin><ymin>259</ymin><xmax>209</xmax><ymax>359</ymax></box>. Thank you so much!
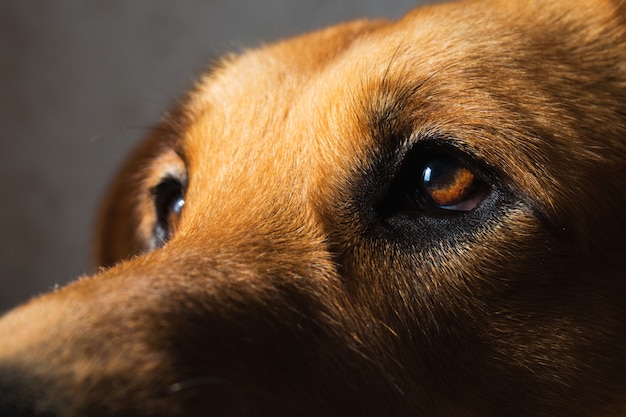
<box><xmin>151</xmin><ymin>176</ymin><xmax>186</xmax><ymax>246</ymax></box>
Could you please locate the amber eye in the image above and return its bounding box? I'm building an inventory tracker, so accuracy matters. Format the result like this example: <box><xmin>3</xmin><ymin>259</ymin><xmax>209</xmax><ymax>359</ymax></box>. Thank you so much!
<box><xmin>153</xmin><ymin>177</ymin><xmax>185</xmax><ymax>245</ymax></box>
<box><xmin>418</xmin><ymin>155</ymin><xmax>488</xmax><ymax>211</ymax></box>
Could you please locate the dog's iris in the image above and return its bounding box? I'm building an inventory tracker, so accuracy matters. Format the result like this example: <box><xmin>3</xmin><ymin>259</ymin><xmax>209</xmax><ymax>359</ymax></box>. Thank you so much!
<box><xmin>420</xmin><ymin>156</ymin><xmax>486</xmax><ymax>211</ymax></box>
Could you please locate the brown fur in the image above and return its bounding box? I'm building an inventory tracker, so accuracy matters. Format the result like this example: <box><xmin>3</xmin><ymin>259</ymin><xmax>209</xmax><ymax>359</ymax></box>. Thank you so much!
<box><xmin>1</xmin><ymin>0</ymin><xmax>626</xmax><ymax>415</ymax></box>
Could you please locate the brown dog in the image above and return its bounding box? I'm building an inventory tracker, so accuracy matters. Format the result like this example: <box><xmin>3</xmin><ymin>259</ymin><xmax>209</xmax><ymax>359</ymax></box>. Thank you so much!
<box><xmin>1</xmin><ymin>0</ymin><xmax>626</xmax><ymax>415</ymax></box>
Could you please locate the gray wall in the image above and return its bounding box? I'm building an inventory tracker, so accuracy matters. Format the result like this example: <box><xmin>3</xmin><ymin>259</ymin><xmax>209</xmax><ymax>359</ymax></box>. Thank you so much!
<box><xmin>0</xmin><ymin>0</ymin><xmax>442</xmax><ymax>313</ymax></box>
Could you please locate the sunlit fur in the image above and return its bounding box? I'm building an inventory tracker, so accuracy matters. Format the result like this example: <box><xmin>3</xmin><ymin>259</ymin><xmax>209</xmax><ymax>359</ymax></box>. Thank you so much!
<box><xmin>1</xmin><ymin>0</ymin><xmax>625</xmax><ymax>416</ymax></box>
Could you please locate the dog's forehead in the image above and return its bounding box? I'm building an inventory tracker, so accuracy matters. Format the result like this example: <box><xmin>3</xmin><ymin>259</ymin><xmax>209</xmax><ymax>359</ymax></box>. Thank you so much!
<box><xmin>169</xmin><ymin>0</ymin><xmax>625</xmax><ymax>225</ymax></box>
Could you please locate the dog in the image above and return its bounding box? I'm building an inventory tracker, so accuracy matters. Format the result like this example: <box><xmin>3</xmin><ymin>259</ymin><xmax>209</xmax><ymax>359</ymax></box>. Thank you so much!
<box><xmin>1</xmin><ymin>0</ymin><xmax>626</xmax><ymax>415</ymax></box>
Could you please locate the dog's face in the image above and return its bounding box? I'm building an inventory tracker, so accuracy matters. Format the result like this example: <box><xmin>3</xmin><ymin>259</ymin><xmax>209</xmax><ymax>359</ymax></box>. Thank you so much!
<box><xmin>2</xmin><ymin>0</ymin><xmax>626</xmax><ymax>416</ymax></box>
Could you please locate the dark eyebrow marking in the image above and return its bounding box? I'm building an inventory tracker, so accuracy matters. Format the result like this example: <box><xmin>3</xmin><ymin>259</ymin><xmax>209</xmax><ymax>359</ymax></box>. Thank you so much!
<box><xmin>365</xmin><ymin>62</ymin><xmax>458</xmax><ymax>148</ymax></box>
<box><xmin>364</xmin><ymin>77</ymin><xmax>426</xmax><ymax>149</ymax></box>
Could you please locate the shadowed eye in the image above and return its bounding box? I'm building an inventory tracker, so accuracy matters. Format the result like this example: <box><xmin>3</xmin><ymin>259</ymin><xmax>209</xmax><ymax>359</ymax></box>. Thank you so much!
<box><xmin>376</xmin><ymin>146</ymin><xmax>492</xmax><ymax>220</ymax></box>
<box><xmin>418</xmin><ymin>155</ymin><xmax>488</xmax><ymax>211</ymax></box>
<box><xmin>152</xmin><ymin>177</ymin><xmax>185</xmax><ymax>245</ymax></box>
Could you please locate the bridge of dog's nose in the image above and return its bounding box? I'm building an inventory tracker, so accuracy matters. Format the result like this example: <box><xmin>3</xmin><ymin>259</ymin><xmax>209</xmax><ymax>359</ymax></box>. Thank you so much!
<box><xmin>0</xmin><ymin>239</ymin><xmax>352</xmax><ymax>417</ymax></box>
<box><xmin>0</xmin><ymin>254</ymin><xmax>196</xmax><ymax>416</ymax></box>
<box><xmin>0</xmin><ymin>305</ymin><xmax>65</xmax><ymax>417</ymax></box>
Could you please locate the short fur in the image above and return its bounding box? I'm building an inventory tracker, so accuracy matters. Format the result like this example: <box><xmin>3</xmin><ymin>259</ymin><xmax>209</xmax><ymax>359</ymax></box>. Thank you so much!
<box><xmin>1</xmin><ymin>0</ymin><xmax>625</xmax><ymax>416</ymax></box>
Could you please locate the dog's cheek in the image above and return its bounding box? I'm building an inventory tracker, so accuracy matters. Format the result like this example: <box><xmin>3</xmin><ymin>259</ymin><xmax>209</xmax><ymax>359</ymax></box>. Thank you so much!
<box><xmin>339</xmin><ymin>205</ymin><xmax>626</xmax><ymax>412</ymax></box>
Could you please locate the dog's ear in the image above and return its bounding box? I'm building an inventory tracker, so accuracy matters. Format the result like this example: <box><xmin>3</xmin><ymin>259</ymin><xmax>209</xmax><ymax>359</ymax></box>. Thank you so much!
<box><xmin>93</xmin><ymin>130</ymin><xmax>167</xmax><ymax>268</ymax></box>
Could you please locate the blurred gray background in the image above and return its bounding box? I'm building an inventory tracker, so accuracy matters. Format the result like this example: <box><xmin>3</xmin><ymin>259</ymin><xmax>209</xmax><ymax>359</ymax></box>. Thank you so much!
<box><xmin>0</xmin><ymin>0</ymin><xmax>441</xmax><ymax>313</ymax></box>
